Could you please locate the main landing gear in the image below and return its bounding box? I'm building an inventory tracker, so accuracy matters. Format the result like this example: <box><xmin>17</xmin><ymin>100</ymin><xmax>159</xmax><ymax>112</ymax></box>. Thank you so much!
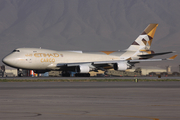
<box><xmin>74</xmin><ymin>73</ymin><xmax>90</xmax><ymax>77</ymax></box>
<box><xmin>61</xmin><ymin>71</ymin><xmax>90</xmax><ymax>77</ymax></box>
<box><xmin>61</xmin><ymin>71</ymin><xmax>71</xmax><ymax>77</ymax></box>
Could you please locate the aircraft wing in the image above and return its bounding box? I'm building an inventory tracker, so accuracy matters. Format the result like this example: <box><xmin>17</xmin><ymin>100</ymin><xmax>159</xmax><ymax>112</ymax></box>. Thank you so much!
<box><xmin>138</xmin><ymin>51</ymin><xmax>175</xmax><ymax>58</ymax></box>
<box><xmin>92</xmin><ymin>55</ymin><xmax>177</xmax><ymax>66</ymax></box>
<box><xmin>57</xmin><ymin>55</ymin><xmax>177</xmax><ymax>67</ymax></box>
<box><xmin>57</xmin><ymin>62</ymin><xmax>92</xmax><ymax>67</ymax></box>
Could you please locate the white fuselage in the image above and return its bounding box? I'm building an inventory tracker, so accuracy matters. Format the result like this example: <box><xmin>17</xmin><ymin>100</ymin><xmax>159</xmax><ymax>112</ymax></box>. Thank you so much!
<box><xmin>2</xmin><ymin>48</ymin><xmax>138</xmax><ymax>70</ymax></box>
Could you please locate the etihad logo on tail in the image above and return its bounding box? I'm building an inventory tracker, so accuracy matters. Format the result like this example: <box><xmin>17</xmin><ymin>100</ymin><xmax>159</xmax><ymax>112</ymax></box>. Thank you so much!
<box><xmin>127</xmin><ymin>24</ymin><xmax>158</xmax><ymax>51</ymax></box>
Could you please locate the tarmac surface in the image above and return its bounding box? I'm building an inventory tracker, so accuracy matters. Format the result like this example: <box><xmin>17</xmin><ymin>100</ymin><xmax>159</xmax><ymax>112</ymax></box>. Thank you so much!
<box><xmin>0</xmin><ymin>81</ymin><xmax>180</xmax><ymax>120</ymax></box>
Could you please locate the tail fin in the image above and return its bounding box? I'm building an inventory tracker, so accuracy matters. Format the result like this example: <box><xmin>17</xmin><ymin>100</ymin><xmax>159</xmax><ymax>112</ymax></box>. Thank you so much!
<box><xmin>127</xmin><ymin>24</ymin><xmax>158</xmax><ymax>51</ymax></box>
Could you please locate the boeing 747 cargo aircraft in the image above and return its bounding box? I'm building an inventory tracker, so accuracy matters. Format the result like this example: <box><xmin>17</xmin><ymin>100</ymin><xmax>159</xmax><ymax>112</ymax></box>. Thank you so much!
<box><xmin>2</xmin><ymin>24</ymin><xmax>177</xmax><ymax>77</ymax></box>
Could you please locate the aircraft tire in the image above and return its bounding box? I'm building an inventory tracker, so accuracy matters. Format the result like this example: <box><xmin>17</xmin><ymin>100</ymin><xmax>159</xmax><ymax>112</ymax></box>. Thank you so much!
<box><xmin>61</xmin><ymin>71</ymin><xmax>70</xmax><ymax>77</ymax></box>
<box><xmin>18</xmin><ymin>73</ymin><xmax>23</xmax><ymax>77</ymax></box>
<box><xmin>75</xmin><ymin>73</ymin><xmax>90</xmax><ymax>77</ymax></box>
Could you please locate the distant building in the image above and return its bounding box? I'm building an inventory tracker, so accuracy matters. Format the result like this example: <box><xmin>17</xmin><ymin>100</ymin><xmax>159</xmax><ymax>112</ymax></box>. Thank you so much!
<box><xmin>49</xmin><ymin>71</ymin><xmax>61</xmax><ymax>77</ymax></box>
<box><xmin>127</xmin><ymin>66</ymin><xmax>166</xmax><ymax>76</ymax></box>
<box><xmin>89</xmin><ymin>70</ymin><xmax>105</xmax><ymax>76</ymax></box>
<box><xmin>4</xmin><ymin>66</ymin><xmax>17</xmax><ymax>77</ymax></box>
<box><xmin>166</xmin><ymin>66</ymin><xmax>171</xmax><ymax>73</ymax></box>
<box><xmin>0</xmin><ymin>65</ymin><xmax>171</xmax><ymax>77</ymax></box>
<box><xmin>106</xmin><ymin>68</ymin><xmax>141</xmax><ymax>77</ymax></box>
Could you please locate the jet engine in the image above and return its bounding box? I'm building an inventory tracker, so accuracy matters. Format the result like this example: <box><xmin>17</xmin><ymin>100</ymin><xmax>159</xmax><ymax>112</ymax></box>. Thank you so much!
<box><xmin>113</xmin><ymin>62</ymin><xmax>128</xmax><ymax>71</ymax></box>
<box><xmin>76</xmin><ymin>65</ymin><xmax>90</xmax><ymax>73</ymax></box>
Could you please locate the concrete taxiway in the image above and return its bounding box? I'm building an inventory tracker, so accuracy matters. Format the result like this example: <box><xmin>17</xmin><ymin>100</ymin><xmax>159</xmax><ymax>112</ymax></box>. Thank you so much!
<box><xmin>0</xmin><ymin>82</ymin><xmax>180</xmax><ymax>120</ymax></box>
<box><xmin>1</xmin><ymin>76</ymin><xmax>180</xmax><ymax>80</ymax></box>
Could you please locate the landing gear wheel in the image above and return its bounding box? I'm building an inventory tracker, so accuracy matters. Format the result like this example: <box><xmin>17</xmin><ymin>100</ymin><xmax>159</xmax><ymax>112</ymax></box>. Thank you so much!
<box><xmin>75</xmin><ymin>73</ymin><xmax>90</xmax><ymax>77</ymax></box>
<box><xmin>61</xmin><ymin>71</ymin><xmax>71</xmax><ymax>77</ymax></box>
<box><xmin>18</xmin><ymin>73</ymin><xmax>23</xmax><ymax>77</ymax></box>
<box><xmin>17</xmin><ymin>68</ymin><xmax>23</xmax><ymax>77</ymax></box>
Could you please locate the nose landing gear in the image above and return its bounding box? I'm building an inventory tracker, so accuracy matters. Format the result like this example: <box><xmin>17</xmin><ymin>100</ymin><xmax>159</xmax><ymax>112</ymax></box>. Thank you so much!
<box><xmin>17</xmin><ymin>69</ymin><xmax>23</xmax><ymax>77</ymax></box>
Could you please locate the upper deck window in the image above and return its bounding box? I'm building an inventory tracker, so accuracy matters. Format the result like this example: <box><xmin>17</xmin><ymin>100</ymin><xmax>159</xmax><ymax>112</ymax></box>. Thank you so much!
<box><xmin>12</xmin><ymin>50</ymin><xmax>20</xmax><ymax>52</ymax></box>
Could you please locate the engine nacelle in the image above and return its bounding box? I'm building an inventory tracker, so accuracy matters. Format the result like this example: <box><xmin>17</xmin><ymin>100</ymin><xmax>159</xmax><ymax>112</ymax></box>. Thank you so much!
<box><xmin>76</xmin><ymin>65</ymin><xmax>90</xmax><ymax>73</ymax></box>
<box><xmin>113</xmin><ymin>62</ymin><xmax>128</xmax><ymax>71</ymax></box>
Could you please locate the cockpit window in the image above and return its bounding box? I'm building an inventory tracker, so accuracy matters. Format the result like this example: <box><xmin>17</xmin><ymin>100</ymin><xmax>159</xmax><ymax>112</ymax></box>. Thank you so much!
<box><xmin>12</xmin><ymin>50</ymin><xmax>20</xmax><ymax>52</ymax></box>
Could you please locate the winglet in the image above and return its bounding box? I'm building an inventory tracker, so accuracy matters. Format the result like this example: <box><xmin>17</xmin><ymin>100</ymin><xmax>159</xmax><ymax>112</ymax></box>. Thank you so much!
<box><xmin>167</xmin><ymin>55</ymin><xmax>178</xmax><ymax>60</ymax></box>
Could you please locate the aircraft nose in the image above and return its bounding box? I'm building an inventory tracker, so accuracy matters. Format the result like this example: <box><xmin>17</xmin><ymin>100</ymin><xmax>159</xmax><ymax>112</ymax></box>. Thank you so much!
<box><xmin>2</xmin><ymin>56</ymin><xmax>13</xmax><ymax>65</ymax></box>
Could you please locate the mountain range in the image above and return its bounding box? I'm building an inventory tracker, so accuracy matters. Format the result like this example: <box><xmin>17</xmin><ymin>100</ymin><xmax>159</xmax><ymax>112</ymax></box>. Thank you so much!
<box><xmin>0</xmin><ymin>0</ymin><xmax>180</xmax><ymax>71</ymax></box>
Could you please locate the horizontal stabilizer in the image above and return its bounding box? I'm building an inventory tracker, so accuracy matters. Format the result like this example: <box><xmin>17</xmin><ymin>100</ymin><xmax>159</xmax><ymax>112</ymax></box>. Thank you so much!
<box><xmin>130</xmin><ymin>55</ymin><xmax>177</xmax><ymax>62</ymax></box>
<box><xmin>138</xmin><ymin>51</ymin><xmax>175</xmax><ymax>58</ymax></box>
<box><xmin>166</xmin><ymin>55</ymin><xmax>178</xmax><ymax>60</ymax></box>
